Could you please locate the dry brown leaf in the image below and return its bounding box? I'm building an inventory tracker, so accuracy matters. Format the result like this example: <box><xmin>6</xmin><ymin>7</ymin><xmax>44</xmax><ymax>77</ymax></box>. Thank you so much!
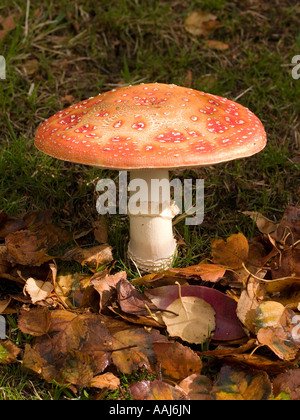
<box><xmin>18</xmin><ymin>306</ymin><xmax>51</xmax><ymax>336</ymax></box>
<box><xmin>243</xmin><ymin>211</ymin><xmax>279</xmax><ymax>235</ymax></box>
<box><xmin>21</xmin><ymin>59</ymin><xmax>39</xmax><ymax>76</ymax></box>
<box><xmin>24</xmin><ymin>278</ymin><xmax>54</xmax><ymax>304</ymax></box>
<box><xmin>0</xmin><ymin>340</ymin><xmax>21</xmax><ymax>364</ymax></box>
<box><xmin>211</xmin><ymin>233</ymin><xmax>249</xmax><ymax>269</ymax></box>
<box><xmin>129</xmin><ymin>380</ymin><xmax>186</xmax><ymax>400</ymax></box>
<box><xmin>91</xmin><ymin>270</ymin><xmax>126</xmax><ymax>312</ymax></box>
<box><xmin>5</xmin><ymin>228</ymin><xmax>58</xmax><ymax>266</ymax></box>
<box><xmin>273</xmin><ymin>370</ymin><xmax>300</xmax><ymax>400</ymax></box>
<box><xmin>0</xmin><ymin>245</ymin><xmax>10</xmax><ymax>275</ymax></box>
<box><xmin>178</xmin><ymin>373</ymin><xmax>213</xmax><ymax>400</ymax></box>
<box><xmin>0</xmin><ymin>15</ymin><xmax>17</xmax><ymax>31</ymax></box>
<box><xmin>184</xmin><ymin>10</ymin><xmax>222</xmax><ymax>37</ymax></box>
<box><xmin>111</xmin><ymin>328</ymin><xmax>167</xmax><ymax>375</ymax></box>
<box><xmin>153</xmin><ymin>341</ymin><xmax>202</xmax><ymax>382</ymax></box>
<box><xmin>93</xmin><ymin>217</ymin><xmax>108</xmax><ymax>244</ymax></box>
<box><xmin>64</xmin><ymin>244</ymin><xmax>113</xmax><ymax>268</ymax></box>
<box><xmin>203</xmin><ymin>40</ymin><xmax>229</xmax><ymax>50</ymax></box>
<box><xmin>23</xmin><ymin>311</ymin><xmax>113</xmax><ymax>386</ymax></box>
<box><xmin>237</xmin><ymin>278</ymin><xmax>266</xmax><ymax>333</ymax></box>
<box><xmin>0</xmin><ymin>297</ymin><xmax>11</xmax><ymax>314</ymax></box>
<box><xmin>90</xmin><ymin>372</ymin><xmax>120</xmax><ymax>390</ymax></box>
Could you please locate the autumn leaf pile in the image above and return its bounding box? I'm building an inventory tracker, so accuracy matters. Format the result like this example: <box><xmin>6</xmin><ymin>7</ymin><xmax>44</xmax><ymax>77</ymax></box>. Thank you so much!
<box><xmin>0</xmin><ymin>206</ymin><xmax>300</xmax><ymax>400</ymax></box>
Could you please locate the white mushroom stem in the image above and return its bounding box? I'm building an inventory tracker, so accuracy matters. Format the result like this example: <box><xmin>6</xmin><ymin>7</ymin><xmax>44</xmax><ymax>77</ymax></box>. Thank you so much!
<box><xmin>127</xmin><ymin>169</ymin><xmax>179</xmax><ymax>273</ymax></box>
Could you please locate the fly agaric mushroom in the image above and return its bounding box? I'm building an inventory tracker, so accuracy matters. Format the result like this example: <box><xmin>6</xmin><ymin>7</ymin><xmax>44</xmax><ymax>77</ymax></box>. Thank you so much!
<box><xmin>35</xmin><ymin>83</ymin><xmax>266</xmax><ymax>272</ymax></box>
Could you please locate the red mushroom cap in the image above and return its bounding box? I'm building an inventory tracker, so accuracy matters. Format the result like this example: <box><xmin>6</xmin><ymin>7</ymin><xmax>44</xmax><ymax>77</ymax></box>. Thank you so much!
<box><xmin>35</xmin><ymin>83</ymin><xmax>266</xmax><ymax>169</ymax></box>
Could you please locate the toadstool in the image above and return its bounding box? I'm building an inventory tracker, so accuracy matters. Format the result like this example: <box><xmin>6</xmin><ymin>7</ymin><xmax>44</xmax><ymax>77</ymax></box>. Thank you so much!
<box><xmin>35</xmin><ymin>83</ymin><xmax>266</xmax><ymax>272</ymax></box>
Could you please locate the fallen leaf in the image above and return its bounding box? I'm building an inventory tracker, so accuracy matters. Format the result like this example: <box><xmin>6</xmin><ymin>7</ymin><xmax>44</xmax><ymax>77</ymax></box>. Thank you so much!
<box><xmin>93</xmin><ymin>217</ymin><xmax>108</xmax><ymax>244</ymax></box>
<box><xmin>54</xmin><ymin>272</ymin><xmax>91</xmax><ymax>308</ymax></box>
<box><xmin>5</xmin><ymin>228</ymin><xmax>58</xmax><ymax>266</ymax></box>
<box><xmin>256</xmin><ymin>307</ymin><xmax>300</xmax><ymax>361</ymax></box>
<box><xmin>271</xmin><ymin>248</ymin><xmax>300</xmax><ymax>279</ymax></box>
<box><xmin>203</xmin><ymin>40</ymin><xmax>229</xmax><ymax>50</ymax></box>
<box><xmin>24</xmin><ymin>278</ymin><xmax>54</xmax><ymax>304</ymax></box>
<box><xmin>0</xmin><ymin>340</ymin><xmax>21</xmax><ymax>364</ymax></box>
<box><xmin>184</xmin><ymin>10</ymin><xmax>222</xmax><ymax>37</ymax></box>
<box><xmin>237</xmin><ymin>278</ymin><xmax>266</xmax><ymax>333</ymax></box>
<box><xmin>0</xmin><ymin>245</ymin><xmax>10</xmax><ymax>275</ymax></box>
<box><xmin>211</xmin><ymin>365</ymin><xmax>272</xmax><ymax>400</ymax></box>
<box><xmin>211</xmin><ymin>233</ymin><xmax>249</xmax><ymax>269</ymax></box>
<box><xmin>129</xmin><ymin>380</ymin><xmax>186</xmax><ymax>400</ymax></box>
<box><xmin>178</xmin><ymin>373</ymin><xmax>213</xmax><ymax>400</ymax></box>
<box><xmin>91</xmin><ymin>270</ymin><xmax>126</xmax><ymax>312</ymax></box>
<box><xmin>23</xmin><ymin>311</ymin><xmax>113</xmax><ymax>386</ymax></box>
<box><xmin>204</xmin><ymin>351</ymin><xmax>298</xmax><ymax>374</ymax></box>
<box><xmin>146</xmin><ymin>285</ymin><xmax>246</xmax><ymax>341</ymax></box>
<box><xmin>64</xmin><ymin>244</ymin><xmax>113</xmax><ymax>268</ymax></box>
<box><xmin>18</xmin><ymin>306</ymin><xmax>51</xmax><ymax>336</ymax></box>
<box><xmin>0</xmin><ymin>211</ymin><xmax>26</xmax><ymax>239</ymax></box>
<box><xmin>21</xmin><ymin>59</ymin><xmax>39</xmax><ymax>76</ymax></box>
<box><xmin>161</xmin><ymin>295</ymin><xmax>216</xmax><ymax>344</ymax></box>
<box><xmin>111</xmin><ymin>328</ymin><xmax>167</xmax><ymax>375</ymax></box>
<box><xmin>254</xmin><ymin>301</ymin><xmax>286</xmax><ymax>331</ymax></box>
<box><xmin>90</xmin><ymin>372</ymin><xmax>120</xmax><ymax>390</ymax></box>
<box><xmin>0</xmin><ymin>15</ymin><xmax>17</xmax><ymax>31</ymax></box>
<box><xmin>116</xmin><ymin>277</ymin><xmax>158</xmax><ymax>316</ymax></box>
<box><xmin>153</xmin><ymin>341</ymin><xmax>202</xmax><ymax>382</ymax></box>
<box><xmin>273</xmin><ymin>370</ymin><xmax>300</xmax><ymax>400</ymax></box>
<box><xmin>0</xmin><ymin>297</ymin><xmax>11</xmax><ymax>314</ymax></box>
<box><xmin>243</xmin><ymin>211</ymin><xmax>279</xmax><ymax>235</ymax></box>
<box><xmin>276</xmin><ymin>206</ymin><xmax>300</xmax><ymax>244</ymax></box>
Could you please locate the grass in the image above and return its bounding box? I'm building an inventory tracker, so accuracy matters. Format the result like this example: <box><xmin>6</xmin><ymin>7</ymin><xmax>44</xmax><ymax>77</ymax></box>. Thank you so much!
<box><xmin>0</xmin><ymin>0</ymin><xmax>299</xmax><ymax>400</ymax></box>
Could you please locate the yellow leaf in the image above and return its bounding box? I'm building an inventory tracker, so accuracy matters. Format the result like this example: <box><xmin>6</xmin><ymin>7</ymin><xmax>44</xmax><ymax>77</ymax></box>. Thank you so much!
<box><xmin>184</xmin><ymin>10</ymin><xmax>222</xmax><ymax>37</ymax></box>
<box><xmin>162</xmin><ymin>296</ymin><xmax>216</xmax><ymax>344</ymax></box>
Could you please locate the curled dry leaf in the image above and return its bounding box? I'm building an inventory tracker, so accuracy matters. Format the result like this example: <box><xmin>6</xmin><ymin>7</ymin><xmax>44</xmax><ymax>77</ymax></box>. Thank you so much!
<box><xmin>255</xmin><ymin>305</ymin><xmax>300</xmax><ymax>361</ymax></box>
<box><xmin>236</xmin><ymin>277</ymin><xmax>266</xmax><ymax>333</ymax></box>
<box><xmin>243</xmin><ymin>211</ymin><xmax>279</xmax><ymax>235</ymax></box>
<box><xmin>91</xmin><ymin>270</ymin><xmax>126</xmax><ymax>312</ymax></box>
<box><xmin>64</xmin><ymin>244</ymin><xmax>113</xmax><ymax>268</ymax></box>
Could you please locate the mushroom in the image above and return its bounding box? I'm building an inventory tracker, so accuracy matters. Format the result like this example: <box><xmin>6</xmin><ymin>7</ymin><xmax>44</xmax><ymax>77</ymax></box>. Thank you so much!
<box><xmin>35</xmin><ymin>83</ymin><xmax>266</xmax><ymax>272</ymax></box>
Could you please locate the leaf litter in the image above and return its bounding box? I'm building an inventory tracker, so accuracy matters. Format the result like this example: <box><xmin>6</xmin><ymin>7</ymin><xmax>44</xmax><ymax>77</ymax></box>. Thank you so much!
<box><xmin>0</xmin><ymin>206</ymin><xmax>300</xmax><ymax>399</ymax></box>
